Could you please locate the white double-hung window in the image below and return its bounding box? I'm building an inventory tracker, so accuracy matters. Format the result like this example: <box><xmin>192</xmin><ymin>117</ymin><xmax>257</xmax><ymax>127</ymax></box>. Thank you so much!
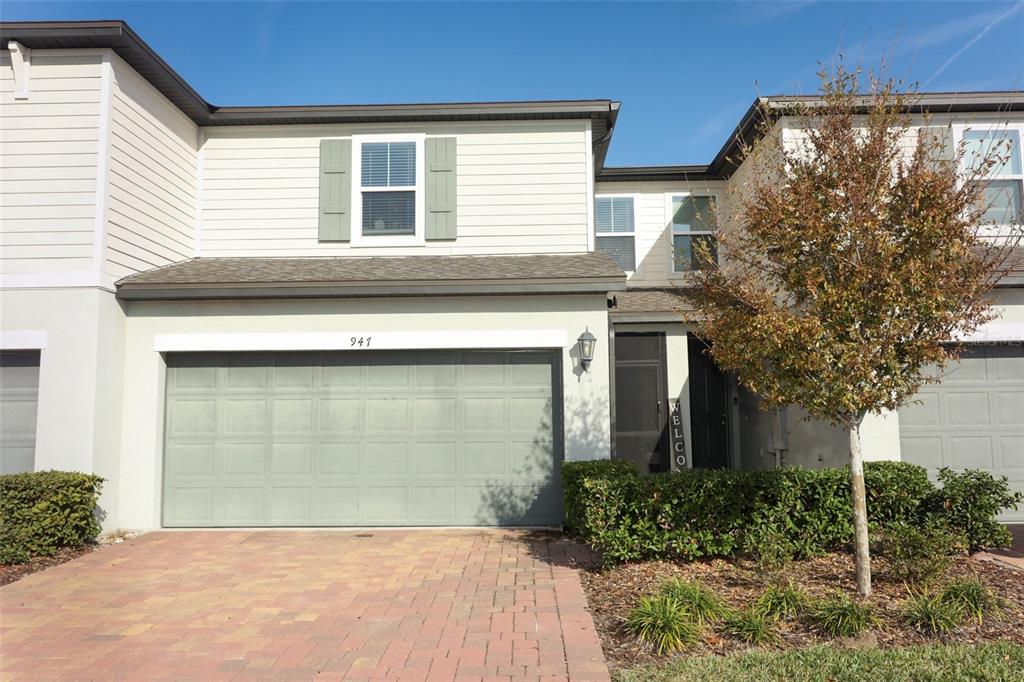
<box><xmin>670</xmin><ymin>194</ymin><xmax>718</xmax><ymax>272</ymax></box>
<box><xmin>595</xmin><ymin>196</ymin><xmax>636</xmax><ymax>271</ymax></box>
<box><xmin>352</xmin><ymin>135</ymin><xmax>425</xmax><ymax>243</ymax></box>
<box><xmin>957</xmin><ymin>124</ymin><xmax>1024</xmax><ymax>229</ymax></box>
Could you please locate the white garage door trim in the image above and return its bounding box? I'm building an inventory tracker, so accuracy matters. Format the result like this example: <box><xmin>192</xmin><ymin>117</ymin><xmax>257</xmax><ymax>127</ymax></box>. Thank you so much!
<box><xmin>154</xmin><ymin>330</ymin><xmax>568</xmax><ymax>353</ymax></box>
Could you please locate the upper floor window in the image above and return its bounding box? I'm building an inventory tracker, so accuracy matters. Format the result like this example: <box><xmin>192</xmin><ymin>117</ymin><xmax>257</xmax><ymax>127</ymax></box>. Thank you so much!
<box><xmin>352</xmin><ymin>135</ymin><xmax>425</xmax><ymax>244</ymax></box>
<box><xmin>671</xmin><ymin>194</ymin><xmax>717</xmax><ymax>272</ymax></box>
<box><xmin>595</xmin><ymin>196</ymin><xmax>636</xmax><ymax>271</ymax></box>
<box><xmin>959</xmin><ymin>126</ymin><xmax>1023</xmax><ymax>227</ymax></box>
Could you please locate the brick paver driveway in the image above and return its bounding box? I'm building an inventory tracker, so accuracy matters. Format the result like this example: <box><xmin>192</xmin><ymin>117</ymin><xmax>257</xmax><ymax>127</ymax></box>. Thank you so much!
<box><xmin>0</xmin><ymin>530</ymin><xmax>609</xmax><ymax>681</ymax></box>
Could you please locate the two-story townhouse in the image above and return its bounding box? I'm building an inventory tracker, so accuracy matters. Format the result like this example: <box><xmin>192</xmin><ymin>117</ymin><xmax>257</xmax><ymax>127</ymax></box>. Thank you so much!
<box><xmin>0</xmin><ymin>20</ymin><xmax>1020</xmax><ymax>531</ymax></box>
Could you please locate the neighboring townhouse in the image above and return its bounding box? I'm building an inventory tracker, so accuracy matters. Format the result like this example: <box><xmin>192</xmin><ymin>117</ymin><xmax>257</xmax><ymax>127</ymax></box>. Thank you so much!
<box><xmin>0</xmin><ymin>21</ymin><xmax>1021</xmax><ymax>531</ymax></box>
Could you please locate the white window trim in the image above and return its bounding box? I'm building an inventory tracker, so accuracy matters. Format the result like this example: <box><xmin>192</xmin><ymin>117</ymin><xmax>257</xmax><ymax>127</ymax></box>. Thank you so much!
<box><xmin>951</xmin><ymin>122</ymin><xmax>1024</xmax><ymax>230</ymax></box>
<box><xmin>595</xmin><ymin>193</ymin><xmax>639</xmax><ymax>274</ymax></box>
<box><xmin>351</xmin><ymin>133</ymin><xmax>426</xmax><ymax>247</ymax></box>
<box><xmin>666</xmin><ymin>191</ymin><xmax>722</xmax><ymax>275</ymax></box>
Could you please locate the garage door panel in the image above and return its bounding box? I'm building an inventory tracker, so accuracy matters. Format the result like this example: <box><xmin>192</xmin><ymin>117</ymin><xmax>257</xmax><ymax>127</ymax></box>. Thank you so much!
<box><xmin>900</xmin><ymin>345</ymin><xmax>1024</xmax><ymax>522</ymax></box>
<box><xmin>164</xmin><ymin>350</ymin><xmax>561</xmax><ymax>527</ymax></box>
<box><xmin>946</xmin><ymin>392</ymin><xmax>992</xmax><ymax>425</ymax></box>
<box><xmin>313</xmin><ymin>486</ymin><xmax>359</xmax><ymax>522</ymax></box>
<box><xmin>167</xmin><ymin>442</ymin><xmax>216</xmax><ymax>476</ymax></box>
<box><xmin>320</xmin><ymin>399</ymin><xmax>361</xmax><ymax>432</ymax></box>
<box><xmin>414</xmin><ymin>398</ymin><xmax>456</xmax><ymax>431</ymax></box>
<box><xmin>900</xmin><ymin>393</ymin><xmax>941</xmax><ymax>426</ymax></box>
<box><xmin>224</xmin><ymin>442</ymin><xmax>266</xmax><ymax>475</ymax></box>
<box><xmin>415</xmin><ymin>442</ymin><xmax>457</xmax><ymax>475</ymax></box>
<box><xmin>996</xmin><ymin>392</ymin><xmax>1024</xmax><ymax>423</ymax></box>
<box><xmin>170</xmin><ymin>399</ymin><xmax>217</xmax><ymax>435</ymax></box>
<box><xmin>318</xmin><ymin>442</ymin><xmax>361</xmax><ymax>474</ymax></box>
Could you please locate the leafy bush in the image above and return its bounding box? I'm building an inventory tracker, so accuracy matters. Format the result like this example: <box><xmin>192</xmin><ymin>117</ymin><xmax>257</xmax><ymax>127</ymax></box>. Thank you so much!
<box><xmin>877</xmin><ymin>521</ymin><xmax>965</xmax><ymax>585</ymax></box>
<box><xmin>924</xmin><ymin>468</ymin><xmax>1023</xmax><ymax>552</ymax></box>
<box><xmin>564</xmin><ymin>461</ymin><xmax>936</xmax><ymax>564</ymax></box>
<box><xmin>562</xmin><ymin>460</ymin><xmax>1019</xmax><ymax>565</ymax></box>
<box><xmin>659</xmin><ymin>579</ymin><xmax>731</xmax><ymax>624</ymax></box>
<box><xmin>755</xmin><ymin>581</ymin><xmax>807</xmax><ymax>621</ymax></box>
<box><xmin>626</xmin><ymin>595</ymin><xmax>702</xmax><ymax>654</ymax></box>
<box><xmin>902</xmin><ymin>591</ymin><xmax>963</xmax><ymax>636</ymax></box>
<box><xmin>562</xmin><ymin>459</ymin><xmax>635</xmax><ymax>534</ymax></box>
<box><xmin>940</xmin><ymin>578</ymin><xmax>1005</xmax><ymax>624</ymax></box>
<box><xmin>0</xmin><ymin>470</ymin><xmax>104</xmax><ymax>564</ymax></box>
<box><xmin>742</xmin><ymin>520</ymin><xmax>795</xmax><ymax>574</ymax></box>
<box><xmin>808</xmin><ymin>594</ymin><xmax>876</xmax><ymax>637</ymax></box>
<box><xmin>721</xmin><ymin>608</ymin><xmax>779</xmax><ymax>645</ymax></box>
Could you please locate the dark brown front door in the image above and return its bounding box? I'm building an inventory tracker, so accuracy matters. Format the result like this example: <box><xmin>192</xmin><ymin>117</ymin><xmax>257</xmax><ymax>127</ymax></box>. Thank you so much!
<box><xmin>688</xmin><ymin>336</ymin><xmax>730</xmax><ymax>469</ymax></box>
<box><xmin>614</xmin><ymin>333</ymin><xmax>669</xmax><ymax>474</ymax></box>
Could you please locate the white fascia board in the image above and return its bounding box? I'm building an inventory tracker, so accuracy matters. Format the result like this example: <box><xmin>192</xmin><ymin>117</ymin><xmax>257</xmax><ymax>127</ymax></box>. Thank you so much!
<box><xmin>154</xmin><ymin>329</ymin><xmax>569</xmax><ymax>352</ymax></box>
<box><xmin>956</xmin><ymin>321</ymin><xmax>1024</xmax><ymax>343</ymax></box>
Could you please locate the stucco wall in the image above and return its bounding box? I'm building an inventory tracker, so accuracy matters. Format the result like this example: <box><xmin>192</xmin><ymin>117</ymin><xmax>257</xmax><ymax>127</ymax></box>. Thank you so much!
<box><xmin>0</xmin><ymin>287</ymin><xmax>125</xmax><ymax>525</ymax></box>
<box><xmin>116</xmin><ymin>294</ymin><xmax>612</xmax><ymax>530</ymax></box>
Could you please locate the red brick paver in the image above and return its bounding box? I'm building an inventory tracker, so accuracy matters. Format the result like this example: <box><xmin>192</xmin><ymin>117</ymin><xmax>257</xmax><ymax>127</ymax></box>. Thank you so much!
<box><xmin>0</xmin><ymin>530</ymin><xmax>609</xmax><ymax>681</ymax></box>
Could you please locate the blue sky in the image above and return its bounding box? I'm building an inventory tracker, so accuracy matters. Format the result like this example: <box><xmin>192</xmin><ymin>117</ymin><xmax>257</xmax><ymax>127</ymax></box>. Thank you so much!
<box><xmin>3</xmin><ymin>1</ymin><xmax>1023</xmax><ymax>165</ymax></box>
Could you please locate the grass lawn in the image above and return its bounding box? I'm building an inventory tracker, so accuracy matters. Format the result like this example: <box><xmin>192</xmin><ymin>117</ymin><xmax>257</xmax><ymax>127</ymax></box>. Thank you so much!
<box><xmin>612</xmin><ymin>642</ymin><xmax>1024</xmax><ymax>682</ymax></box>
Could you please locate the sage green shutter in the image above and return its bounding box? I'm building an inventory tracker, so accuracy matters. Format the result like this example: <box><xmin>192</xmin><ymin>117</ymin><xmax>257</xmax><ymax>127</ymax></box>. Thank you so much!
<box><xmin>425</xmin><ymin>137</ymin><xmax>457</xmax><ymax>240</ymax></box>
<box><xmin>319</xmin><ymin>139</ymin><xmax>351</xmax><ymax>241</ymax></box>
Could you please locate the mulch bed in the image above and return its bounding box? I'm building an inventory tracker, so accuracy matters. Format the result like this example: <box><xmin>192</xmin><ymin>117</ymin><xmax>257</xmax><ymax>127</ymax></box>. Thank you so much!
<box><xmin>579</xmin><ymin>552</ymin><xmax>1024</xmax><ymax>668</ymax></box>
<box><xmin>0</xmin><ymin>544</ymin><xmax>100</xmax><ymax>586</ymax></box>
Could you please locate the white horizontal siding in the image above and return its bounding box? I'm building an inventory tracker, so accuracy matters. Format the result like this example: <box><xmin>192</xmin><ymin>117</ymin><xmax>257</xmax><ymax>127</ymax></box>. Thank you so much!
<box><xmin>0</xmin><ymin>52</ymin><xmax>101</xmax><ymax>275</ymax></box>
<box><xmin>595</xmin><ymin>180</ymin><xmax>727</xmax><ymax>287</ymax></box>
<box><xmin>103</xmin><ymin>54</ymin><xmax>198</xmax><ymax>280</ymax></box>
<box><xmin>199</xmin><ymin>121</ymin><xmax>590</xmax><ymax>257</ymax></box>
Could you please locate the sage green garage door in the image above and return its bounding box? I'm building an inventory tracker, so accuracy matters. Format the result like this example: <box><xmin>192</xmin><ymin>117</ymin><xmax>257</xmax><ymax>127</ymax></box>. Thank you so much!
<box><xmin>899</xmin><ymin>345</ymin><xmax>1023</xmax><ymax>522</ymax></box>
<box><xmin>162</xmin><ymin>350</ymin><xmax>561</xmax><ymax>527</ymax></box>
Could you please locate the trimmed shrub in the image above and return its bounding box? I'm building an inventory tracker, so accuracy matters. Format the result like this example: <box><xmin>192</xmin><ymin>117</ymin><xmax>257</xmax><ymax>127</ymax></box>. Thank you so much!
<box><xmin>562</xmin><ymin>460</ymin><xmax>1019</xmax><ymax>565</ymax></box>
<box><xmin>877</xmin><ymin>521</ymin><xmax>965</xmax><ymax>585</ymax></box>
<box><xmin>902</xmin><ymin>591</ymin><xmax>963</xmax><ymax>636</ymax></box>
<box><xmin>0</xmin><ymin>470</ymin><xmax>104</xmax><ymax>564</ymax></box>
<box><xmin>562</xmin><ymin>459</ymin><xmax>635</xmax><ymax>534</ymax></box>
<box><xmin>626</xmin><ymin>595</ymin><xmax>702</xmax><ymax>654</ymax></box>
<box><xmin>659</xmin><ymin>579</ymin><xmax>731</xmax><ymax>624</ymax></box>
<box><xmin>808</xmin><ymin>594</ymin><xmax>876</xmax><ymax>638</ymax></box>
<box><xmin>924</xmin><ymin>468</ymin><xmax>1023</xmax><ymax>552</ymax></box>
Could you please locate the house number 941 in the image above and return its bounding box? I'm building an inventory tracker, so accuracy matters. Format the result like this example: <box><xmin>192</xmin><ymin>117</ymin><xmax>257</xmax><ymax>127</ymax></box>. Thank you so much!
<box><xmin>350</xmin><ymin>336</ymin><xmax>372</xmax><ymax>348</ymax></box>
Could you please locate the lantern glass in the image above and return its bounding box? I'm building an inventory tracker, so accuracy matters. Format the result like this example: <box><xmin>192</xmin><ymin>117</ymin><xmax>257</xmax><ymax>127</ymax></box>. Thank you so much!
<box><xmin>577</xmin><ymin>328</ymin><xmax>597</xmax><ymax>367</ymax></box>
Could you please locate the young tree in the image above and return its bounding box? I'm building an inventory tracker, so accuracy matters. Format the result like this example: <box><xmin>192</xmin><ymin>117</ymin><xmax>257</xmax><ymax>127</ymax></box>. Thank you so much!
<box><xmin>690</xmin><ymin>66</ymin><xmax>1022</xmax><ymax>597</ymax></box>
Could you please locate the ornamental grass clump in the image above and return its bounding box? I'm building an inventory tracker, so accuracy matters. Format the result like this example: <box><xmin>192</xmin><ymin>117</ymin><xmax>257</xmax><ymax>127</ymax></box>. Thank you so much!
<box><xmin>940</xmin><ymin>578</ymin><xmax>1005</xmax><ymax>624</ymax></box>
<box><xmin>625</xmin><ymin>595</ymin><xmax>701</xmax><ymax>655</ymax></box>
<box><xmin>902</xmin><ymin>591</ymin><xmax>964</xmax><ymax>636</ymax></box>
<box><xmin>809</xmin><ymin>594</ymin><xmax>876</xmax><ymax>638</ymax></box>
<box><xmin>659</xmin><ymin>579</ymin><xmax>731</xmax><ymax>624</ymax></box>
<box><xmin>754</xmin><ymin>580</ymin><xmax>807</xmax><ymax>621</ymax></box>
<box><xmin>721</xmin><ymin>608</ymin><xmax>779</xmax><ymax>646</ymax></box>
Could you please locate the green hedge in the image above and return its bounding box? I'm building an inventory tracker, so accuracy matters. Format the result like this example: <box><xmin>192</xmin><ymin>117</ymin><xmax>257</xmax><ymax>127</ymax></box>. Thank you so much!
<box><xmin>0</xmin><ymin>470</ymin><xmax>104</xmax><ymax>564</ymax></box>
<box><xmin>563</xmin><ymin>460</ymin><xmax>1021</xmax><ymax>564</ymax></box>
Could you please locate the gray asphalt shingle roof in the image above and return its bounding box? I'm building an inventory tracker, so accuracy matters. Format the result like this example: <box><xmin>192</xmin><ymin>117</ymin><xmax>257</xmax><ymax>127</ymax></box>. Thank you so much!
<box><xmin>115</xmin><ymin>253</ymin><xmax>627</xmax><ymax>299</ymax></box>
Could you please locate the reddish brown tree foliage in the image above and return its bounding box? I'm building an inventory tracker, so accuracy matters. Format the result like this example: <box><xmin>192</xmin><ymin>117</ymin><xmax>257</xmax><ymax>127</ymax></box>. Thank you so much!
<box><xmin>691</xmin><ymin>66</ymin><xmax>1022</xmax><ymax>596</ymax></box>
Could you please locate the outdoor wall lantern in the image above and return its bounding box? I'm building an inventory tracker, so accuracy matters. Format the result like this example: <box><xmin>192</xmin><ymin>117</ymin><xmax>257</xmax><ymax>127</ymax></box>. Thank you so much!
<box><xmin>577</xmin><ymin>327</ymin><xmax>597</xmax><ymax>371</ymax></box>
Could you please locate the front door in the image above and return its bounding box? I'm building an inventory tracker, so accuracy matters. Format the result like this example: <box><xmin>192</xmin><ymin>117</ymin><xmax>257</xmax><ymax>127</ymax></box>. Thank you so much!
<box><xmin>614</xmin><ymin>333</ymin><xmax>669</xmax><ymax>474</ymax></box>
<box><xmin>688</xmin><ymin>336</ymin><xmax>730</xmax><ymax>469</ymax></box>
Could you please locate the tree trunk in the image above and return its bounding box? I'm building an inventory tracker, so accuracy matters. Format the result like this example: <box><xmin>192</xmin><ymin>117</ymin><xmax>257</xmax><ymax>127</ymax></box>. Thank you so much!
<box><xmin>849</xmin><ymin>417</ymin><xmax>872</xmax><ymax>597</ymax></box>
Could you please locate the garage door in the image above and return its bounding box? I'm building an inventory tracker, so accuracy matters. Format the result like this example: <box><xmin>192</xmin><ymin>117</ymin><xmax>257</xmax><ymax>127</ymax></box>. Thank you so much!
<box><xmin>899</xmin><ymin>345</ymin><xmax>1024</xmax><ymax>522</ymax></box>
<box><xmin>0</xmin><ymin>351</ymin><xmax>40</xmax><ymax>475</ymax></box>
<box><xmin>162</xmin><ymin>350</ymin><xmax>561</xmax><ymax>527</ymax></box>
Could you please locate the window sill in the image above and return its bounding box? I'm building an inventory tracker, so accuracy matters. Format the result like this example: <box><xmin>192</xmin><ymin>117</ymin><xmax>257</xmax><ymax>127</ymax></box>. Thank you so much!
<box><xmin>350</xmin><ymin>237</ymin><xmax>427</xmax><ymax>248</ymax></box>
